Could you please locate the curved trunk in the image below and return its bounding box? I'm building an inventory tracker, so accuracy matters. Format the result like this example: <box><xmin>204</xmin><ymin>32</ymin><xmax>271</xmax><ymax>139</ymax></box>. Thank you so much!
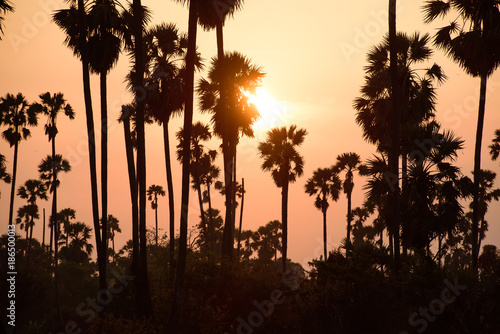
<box><xmin>100</xmin><ymin>72</ymin><xmax>108</xmax><ymax>283</ymax></box>
<box><xmin>77</xmin><ymin>0</ymin><xmax>102</xmax><ymax>290</ymax></box>
<box><xmin>169</xmin><ymin>0</ymin><xmax>198</xmax><ymax>330</ymax></box>
<box><xmin>281</xmin><ymin>179</ymin><xmax>289</xmax><ymax>273</ymax></box>
<box><xmin>162</xmin><ymin>122</ymin><xmax>175</xmax><ymax>270</ymax></box>
<box><xmin>8</xmin><ymin>141</ymin><xmax>18</xmax><ymax>227</ymax></box>
<box><xmin>472</xmin><ymin>75</ymin><xmax>487</xmax><ymax>273</ymax></box>
<box><xmin>388</xmin><ymin>0</ymin><xmax>400</xmax><ymax>274</ymax></box>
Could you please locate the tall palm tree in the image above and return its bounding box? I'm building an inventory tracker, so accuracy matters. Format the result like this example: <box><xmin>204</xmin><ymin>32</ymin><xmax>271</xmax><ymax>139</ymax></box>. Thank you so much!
<box><xmin>170</xmin><ymin>0</ymin><xmax>199</xmax><ymax>329</ymax></box>
<box><xmin>87</xmin><ymin>0</ymin><xmax>127</xmax><ymax>286</ymax></box>
<box><xmin>17</xmin><ymin>179</ymin><xmax>48</xmax><ymax>258</ymax></box>
<box><xmin>423</xmin><ymin>0</ymin><xmax>500</xmax><ymax>272</ymax></box>
<box><xmin>258</xmin><ymin>125</ymin><xmax>307</xmax><ymax>273</ymax></box>
<box><xmin>147</xmin><ymin>184</ymin><xmax>166</xmax><ymax>246</ymax></box>
<box><xmin>334</xmin><ymin>152</ymin><xmax>363</xmax><ymax>251</ymax></box>
<box><xmin>197</xmin><ymin>51</ymin><xmax>264</xmax><ymax>260</ymax></box>
<box><xmin>38</xmin><ymin>153</ymin><xmax>71</xmax><ymax>326</ymax></box>
<box><xmin>141</xmin><ymin>22</ymin><xmax>190</xmax><ymax>272</ymax></box>
<box><xmin>0</xmin><ymin>0</ymin><xmax>13</xmax><ymax>39</ymax></box>
<box><xmin>0</xmin><ymin>93</ymin><xmax>38</xmax><ymax>227</ymax></box>
<box><xmin>354</xmin><ymin>32</ymin><xmax>445</xmax><ymax>270</ymax></box>
<box><xmin>490</xmin><ymin>129</ymin><xmax>500</xmax><ymax>163</ymax></box>
<box><xmin>305</xmin><ymin>167</ymin><xmax>342</xmax><ymax>260</ymax></box>
<box><xmin>53</xmin><ymin>1</ymin><xmax>102</xmax><ymax>289</ymax></box>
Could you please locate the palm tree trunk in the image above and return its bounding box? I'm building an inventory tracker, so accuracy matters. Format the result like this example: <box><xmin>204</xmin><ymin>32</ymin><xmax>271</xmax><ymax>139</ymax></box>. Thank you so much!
<box><xmin>282</xmin><ymin>179</ymin><xmax>289</xmax><ymax>273</ymax></box>
<box><xmin>27</xmin><ymin>217</ymin><xmax>34</xmax><ymax>264</ymax></box>
<box><xmin>50</xmin><ymin>220</ymin><xmax>53</xmax><ymax>259</ymax></box>
<box><xmin>207</xmin><ymin>182</ymin><xmax>215</xmax><ymax>252</ymax></box>
<box><xmin>478</xmin><ymin>218</ymin><xmax>486</xmax><ymax>257</ymax></box>
<box><xmin>162</xmin><ymin>122</ymin><xmax>175</xmax><ymax>271</ymax></box>
<box><xmin>388</xmin><ymin>0</ymin><xmax>401</xmax><ymax>274</ymax></box>
<box><xmin>221</xmin><ymin>139</ymin><xmax>234</xmax><ymax>260</ymax></box>
<box><xmin>42</xmin><ymin>208</ymin><xmax>46</xmax><ymax>249</ymax></box>
<box><xmin>100</xmin><ymin>72</ymin><xmax>108</xmax><ymax>285</ymax></box>
<box><xmin>236</xmin><ymin>178</ymin><xmax>244</xmax><ymax>260</ymax></box>
<box><xmin>169</xmin><ymin>0</ymin><xmax>198</xmax><ymax>330</ymax></box>
<box><xmin>133</xmin><ymin>0</ymin><xmax>153</xmax><ymax>316</ymax></box>
<box><xmin>472</xmin><ymin>75</ymin><xmax>487</xmax><ymax>273</ymax></box>
<box><xmin>77</xmin><ymin>0</ymin><xmax>102</xmax><ymax>291</ymax></box>
<box><xmin>232</xmin><ymin>151</ymin><xmax>237</xmax><ymax>242</ymax></box>
<box><xmin>323</xmin><ymin>206</ymin><xmax>327</xmax><ymax>261</ymax></box>
<box><xmin>401</xmin><ymin>154</ymin><xmax>407</xmax><ymax>257</ymax></box>
<box><xmin>155</xmin><ymin>202</ymin><xmax>158</xmax><ymax>246</ymax></box>
<box><xmin>7</xmin><ymin>141</ymin><xmax>18</xmax><ymax>227</ymax></box>
<box><xmin>346</xmin><ymin>189</ymin><xmax>352</xmax><ymax>253</ymax></box>
<box><xmin>123</xmin><ymin>115</ymin><xmax>140</xmax><ymax>304</ymax></box>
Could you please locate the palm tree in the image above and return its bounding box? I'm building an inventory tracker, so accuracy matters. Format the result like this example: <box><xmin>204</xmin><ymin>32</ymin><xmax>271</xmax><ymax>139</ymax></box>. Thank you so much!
<box><xmin>250</xmin><ymin>220</ymin><xmax>282</xmax><ymax>262</ymax></box>
<box><xmin>423</xmin><ymin>0</ymin><xmax>500</xmax><ymax>272</ymax></box>
<box><xmin>258</xmin><ymin>125</ymin><xmax>307</xmax><ymax>273</ymax></box>
<box><xmin>170</xmin><ymin>0</ymin><xmax>199</xmax><ymax>329</ymax></box>
<box><xmin>38</xmin><ymin>153</ymin><xmax>70</xmax><ymax>326</ymax></box>
<box><xmin>0</xmin><ymin>0</ymin><xmax>13</xmax><ymax>39</ymax></box>
<box><xmin>87</xmin><ymin>0</ymin><xmax>127</xmax><ymax>286</ymax></box>
<box><xmin>354</xmin><ymin>32</ymin><xmax>445</xmax><ymax>269</ymax></box>
<box><xmin>60</xmin><ymin>221</ymin><xmax>94</xmax><ymax>264</ymax></box>
<box><xmin>147</xmin><ymin>184</ymin><xmax>166</xmax><ymax>246</ymax></box>
<box><xmin>305</xmin><ymin>167</ymin><xmax>342</xmax><ymax>260</ymax></box>
<box><xmin>17</xmin><ymin>179</ymin><xmax>48</xmax><ymax>258</ymax></box>
<box><xmin>197</xmin><ymin>51</ymin><xmax>264</xmax><ymax>260</ymax></box>
<box><xmin>106</xmin><ymin>214</ymin><xmax>121</xmax><ymax>256</ymax></box>
<box><xmin>334</xmin><ymin>152</ymin><xmax>363</xmax><ymax>251</ymax></box>
<box><xmin>57</xmin><ymin>208</ymin><xmax>76</xmax><ymax>249</ymax></box>
<box><xmin>0</xmin><ymin>93</ymin><xmax>38</xmax><ymax>227</ymax></box>
<box><xmin>490</xmin><ymin>129</ymin><xmax>500</xmax><ymax>164</ymax></box>
<box><xmin>53</xmin><ymin>1</ymin><xmax>102</xmax><ymax>289</ymax></box>
<box><xmin>141</xmin><ymin>22</ymin><xmax>190</xmax><ymax>272</ymax></box>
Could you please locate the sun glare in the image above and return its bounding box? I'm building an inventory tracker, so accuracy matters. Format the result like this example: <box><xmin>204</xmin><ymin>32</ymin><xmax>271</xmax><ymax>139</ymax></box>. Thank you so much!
<box><xmin>246</xmin><ymin>88</ymin><xmax>290</xmax><ymax>132</ymax></box>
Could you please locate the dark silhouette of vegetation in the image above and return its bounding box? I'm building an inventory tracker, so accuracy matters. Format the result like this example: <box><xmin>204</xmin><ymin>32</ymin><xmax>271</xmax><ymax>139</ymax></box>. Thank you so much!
<box><xmin>147</xmin><ymin>184</ymin><xmax>166</xmax><ymax>246</ymax></box>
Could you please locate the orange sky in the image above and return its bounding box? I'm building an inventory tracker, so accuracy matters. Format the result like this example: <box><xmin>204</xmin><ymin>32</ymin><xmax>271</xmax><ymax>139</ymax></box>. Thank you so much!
<box><xmin>1</xmin><ymin>0</ymin><xmax>500</xmax><ymax>268</ymax></box>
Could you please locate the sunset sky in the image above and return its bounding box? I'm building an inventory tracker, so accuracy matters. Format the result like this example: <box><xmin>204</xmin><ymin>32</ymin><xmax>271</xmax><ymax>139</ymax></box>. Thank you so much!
<box><xmin>1</xmin><ymin>0</ymin><xmax>500</xmax><ymax>269</ymax></box>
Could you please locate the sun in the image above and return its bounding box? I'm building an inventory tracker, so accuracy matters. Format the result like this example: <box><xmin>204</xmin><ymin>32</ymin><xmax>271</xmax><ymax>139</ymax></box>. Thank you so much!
<box><xmin>246</xmin><ymin>88</ymin><xmax>290</xmax><ymax>132</ymax></box>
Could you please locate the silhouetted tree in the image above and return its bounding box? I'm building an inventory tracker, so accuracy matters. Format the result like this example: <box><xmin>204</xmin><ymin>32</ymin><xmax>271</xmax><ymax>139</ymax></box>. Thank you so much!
<box><xmin>258</xmin><ymin>125</ymin><xmax>306</xmax><ymax>273</ymax></box>
<box><xmin>0</xmin><ymin>93</ymin><xmax>38</xmax><ymax>227</ymax></box>
<box><xmin>197</xmin><ymin>52</ymin><xmax>263</xmax><ymax>260</ymax></box>
<box><xmin>423</xmin><ymin>0</ymin><xmax>500</xmax><ymax>272</ymax></box>
<box><xmin>147</xmin><ymin>184</ymin><xmax>166</xmax><ymax>246</ymax></box>
<box><xmin>490</xmin><ymin>129</ymin><xmax>500</xmax><ymax>164</ymax></box>
<box><xmin>0</xmin><ymin>153</ymin><xmax>11</xmax><ymax>197</ymax></box>
<box><xmin>305</xmin><ymin>167</ymin><xmax>341</xmax><ymax>260</ymax></box>
<box><xmin>0</xmin><ymin>0</ymin><xmax>13</xmax><ymax>39</ymax></box>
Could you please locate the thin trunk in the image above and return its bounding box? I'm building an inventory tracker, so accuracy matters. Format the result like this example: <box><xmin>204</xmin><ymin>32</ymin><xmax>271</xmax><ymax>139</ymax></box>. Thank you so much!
<box><xmin>232</xmin><ymin>151</ymin><xmax>237</xmax><ymax>243</ymax></box>
<box><xmin>123</xmin><ymin>116</ymin><xmax>140</xmax><ymax>308</ymax></box>
<box><xmin>77</xmin><ymin>0</ymin><xmax>102</xmax><ymax>290</ymax></box>
<box><xmin>388</xmin><ymin>0</ymin><xmax>400</xmax><ymax>274</ymax></box>
<box><xmin>346</xmin><ymin>189</ymin><xmax>352</xmax><ymax>254</ymax></box>
<box><xmin>50</xmin><ymin>220</ymin><xmax>53</xmax><ymax>259</ymax></box>
<box><xmin>27</xmin><ymin>217</ymin><xmax>34</xmax><ymax>264</ymax></box>
<box><xmin>282</xmin><ymin>179</ymin><xmax>289</xmax><ymax>273</ymax></box>
<box><xmin>100</xmin><ymin>72</ymin><xmax>108</xmax><ymax>285</ymax></box>
<box><xmin>472</xmin><ymin>75</ymin><xmax>487</xmax><ymax>273</ymax></box>
<box><xmin>169</xmin><ymin>0</ymin><xmax>198</xmax><ymax>330</ymax></box>
<box><xmin>401</xmin><ymin>155</ymin><xmax>408</xmax><ymax>257</ymax></box>
<box><xmin>132</xmin><ymin>0</ymin><xmax>153</xmax><ymax>316</ymax></box>
<box><xmin>8</xmin><ymin>141</ymin><xmax>18</xmax><ymax>227</ymax></box>
<box><xmin>155</xmin><ymin>201</ymin><xmax>158</xmax><ymax>246</ymax></box>
<box><xmin>51</xmin><ymin>136</ymin><xmax>64</xmax><ymax>328</ymax></box>
<box><xmin>162</xmin><ymin>122</ymin><xmax>175</xmax><ymax>271</ymax></box>
<box><xmin>438</xmin><ymin>235</ymin><xmax>442</xmax><ymax>268</ymax></box>
<box><xmin>323</xmin><ymin>206</ymin><xmax>327</xmax><ymax>261</ymax></box>
<box><xmin>221</xmin><ymin>139</ymin><xmax>234</xmax><ymax>260</ymax></box>
<box><xmin>236</xmin><ymin>178</ymin><xmax>244</xmax><ymax>260</ymax></box>
<box><xmin>478</xmin><ymin>218</ymin><xmax>486</xmax><ymax>256</ymax></box>
<box><xmin>42</xmin><ymin>208</ymin><xmax>46</xmax><ymax>249</ymax></box>
<box><xmin>207</xmin><ymin>183</ymin><xmax>215</xmax><ymax>252</ymax></box>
